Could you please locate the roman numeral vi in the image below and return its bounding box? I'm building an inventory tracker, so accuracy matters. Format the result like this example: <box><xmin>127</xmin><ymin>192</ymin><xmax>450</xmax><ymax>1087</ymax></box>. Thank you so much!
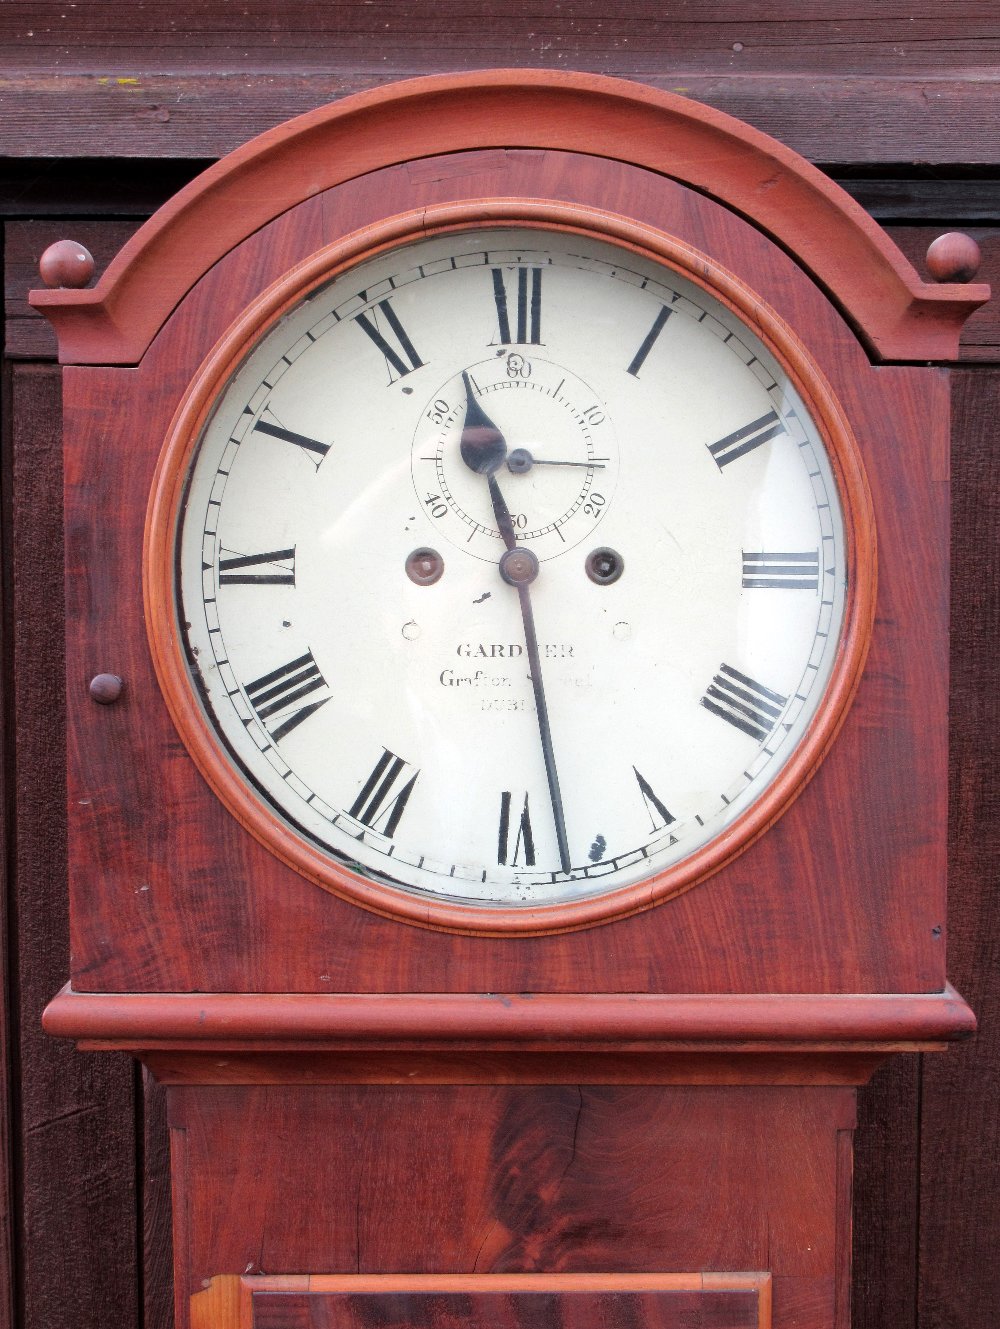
<box><xmin>498</xmin><ymin>791</ymin><xmax>536</xmax><ymax>866</ymax></box>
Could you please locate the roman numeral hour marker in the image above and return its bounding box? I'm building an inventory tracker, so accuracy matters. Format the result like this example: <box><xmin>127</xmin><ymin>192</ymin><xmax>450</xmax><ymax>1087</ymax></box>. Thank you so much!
<box><xmin>742</xmin><ymin>550</ymin><xmax>820</xmax><ymax>590</ymax></box>
<box><xmin>218</xmin><ymin>547</ymin><xmax>296</xmax><ymax>585</ymax></box>
<box><xmin>348</xmin><ymin>748</ymin><xmax>420</xmax><ymax>837</ymax></box>
<box><xmin>245</xmin><ymin>650</ymin><xmax>329</xmax><ymax>741</ymax></box>
<box><xmin>498</xmin><ymin>791</ymin><xmax>536</xmax><ymax>866</ymax></box>
<box><xmin>492</xmin><ymin>267</ymin><xmax>542</xmax><ymax>345</ymax></box>
<box><xmin>700</xmin><ymin>664</ymin><xmax>788</xmax><ymax>743</ymax></box>
<box><xmin>354</xmin><ymin>299</ymin><xmax>424</xmax><ymax>381</ymax></box>
<box><xmin>708</xmin><ymin>410</ymin><xmax>785</xmax><ymax>470</ymax></box>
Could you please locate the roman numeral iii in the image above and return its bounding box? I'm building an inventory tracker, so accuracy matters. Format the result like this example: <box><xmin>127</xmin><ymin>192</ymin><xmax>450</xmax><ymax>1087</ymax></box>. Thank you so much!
<box><xmin>700</xmin><ymin>664</ymin><xmax>788</xmax><ymax>742</ymax></box>
<box><xmin>742</xmin><ymin>550</ymin><xmax>819</xmax><ymax>590</ymax></box>
<box><xmin>498</xmin><ymin>791</ymin><xmax>536</xmax><ymax>866</ymax></box>
<box><xmin>348</xmin><ymin>748</ymin><xmax>419</xmax><ymax>837</ymax></box>
<box><xmin>245</xmin><ymin>650</ymin><xmax>329</xmax><ymax>741</ymax></box>
<box><xmin>708</xmin><ymin>410</ymin><xmax>785</xmax><ymax>469</ymax></box>
<box><xmin>354</xmin><ymin>299</ymin><xmax>424</xmax><ymax>380</ymax></box>
<box><xmin>492</xmin><ymin>267</ymin><xmax>542</xmax><ymax>344</ymax></box>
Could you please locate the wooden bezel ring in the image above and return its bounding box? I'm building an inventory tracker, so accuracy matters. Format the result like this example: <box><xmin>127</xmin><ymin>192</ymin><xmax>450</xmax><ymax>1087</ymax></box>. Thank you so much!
<box><xmin>144</xmin><ymin>197</ymin><xmax>877</xmax><ymax>936</ymax></box>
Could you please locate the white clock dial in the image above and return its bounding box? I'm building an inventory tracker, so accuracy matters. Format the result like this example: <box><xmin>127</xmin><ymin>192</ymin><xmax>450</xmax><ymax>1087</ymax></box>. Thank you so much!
<box><xmin>176</xmin><ymin>225</ymin><xmax>850</xmax><ymax>911</ymax></box>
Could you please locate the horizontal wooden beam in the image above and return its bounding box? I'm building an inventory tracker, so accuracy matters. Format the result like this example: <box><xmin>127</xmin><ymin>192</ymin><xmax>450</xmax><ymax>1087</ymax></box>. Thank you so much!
<box><xmin>0</xmin><ymin>72</ymin><xmax>998</xmax><ymax>164</ymax></box>
<box><xmin>26</xmin><ymin>72</ymin><xmax>990</xmax><ymax>366</ymax></box>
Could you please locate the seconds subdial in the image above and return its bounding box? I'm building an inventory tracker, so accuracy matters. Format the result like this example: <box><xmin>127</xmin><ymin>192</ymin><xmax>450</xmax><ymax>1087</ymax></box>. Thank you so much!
<box><xmin>412</xmin><ymin>352</ymin><xmax>619</xmax><ymax>561</ymax></box>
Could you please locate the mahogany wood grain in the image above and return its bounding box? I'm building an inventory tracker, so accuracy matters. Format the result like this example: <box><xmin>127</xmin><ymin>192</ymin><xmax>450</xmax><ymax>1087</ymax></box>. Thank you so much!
<box><xmin>1</xmin><ymin>6</ymin><xmax>998</xmax><ymax>165</ymax></box>
<box><xmin>44</xmin><ymin>989</ymin><xmax>976</xmax><ymax>1053</ymax></box>
<box><xmin>53</xmin><ymin>151</ymin><xmax>954</xmax><ymax>996</ymax></box>
<box><xmin>29</xmin><ymin>72</ymin><xmax>988</xmax><ymax>364</ymax></box>
<box><xmin>169</xmin><ymin>1084</ymin><xmax>848</xmax><ymax>1328</ymax></box>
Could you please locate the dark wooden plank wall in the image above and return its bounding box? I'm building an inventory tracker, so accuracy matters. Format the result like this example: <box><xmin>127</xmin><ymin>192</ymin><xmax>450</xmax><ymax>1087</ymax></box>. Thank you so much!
<box><xmin>0</xmin><ymin>1</ymin><xmax>998</xmax><ymax>162</ymax></box>
<box><xmin>1</xmin><ymin>7</ymin><xmax>997</xmax><ymax>1329</ymax></box>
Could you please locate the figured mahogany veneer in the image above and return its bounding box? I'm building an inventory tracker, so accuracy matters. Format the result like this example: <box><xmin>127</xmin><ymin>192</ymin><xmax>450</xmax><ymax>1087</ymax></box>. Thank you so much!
<box><xmin>168</xmin><ymin>1083</ymin><xmax>849</xmax><ymax>1329</ymax></box>
<box><xmin>49</xmin><ymin>144</ymin><xmax>956</xmax><ymax>994</ymax></box>
<box><xmin>191</xmin><ymin>1274</ymin><xmax>773</xmax><ymax>1329</ymax></box>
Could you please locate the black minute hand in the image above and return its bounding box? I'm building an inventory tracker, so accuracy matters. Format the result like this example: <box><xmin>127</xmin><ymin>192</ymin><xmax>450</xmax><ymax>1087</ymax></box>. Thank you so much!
<box><xmin>459</xmin><ymin>371</ymin><xmax>572</xmax><ymax>875</ymax></box>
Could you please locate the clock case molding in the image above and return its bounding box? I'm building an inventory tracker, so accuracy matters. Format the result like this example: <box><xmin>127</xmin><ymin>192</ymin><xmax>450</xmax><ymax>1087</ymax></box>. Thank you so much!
<box><xmin>37</xmin><ymin>71</ymin><xmax>980</xmax><ymax>1329</ymax></box>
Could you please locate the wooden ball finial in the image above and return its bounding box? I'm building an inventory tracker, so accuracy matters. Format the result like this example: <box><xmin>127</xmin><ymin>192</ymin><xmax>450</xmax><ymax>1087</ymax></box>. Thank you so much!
<box><xmin>926</xmin><ymin>232</ymin><xmax>982</xmax><ymax>284</ymax></box>
<box><xmin>38</xmin><ymin>239</ymin><xmax>95</xmax><ymax>289</ymax></box>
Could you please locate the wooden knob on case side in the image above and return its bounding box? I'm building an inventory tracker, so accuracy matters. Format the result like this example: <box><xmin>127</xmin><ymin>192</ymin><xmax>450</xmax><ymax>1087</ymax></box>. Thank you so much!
<box><xmin>39</xmin><ymin>240</ymin><xmax>96</xmax><ymax>289</ymax></box>
<box><xmin>926</xmin><ymin>232</ymin><xmax>982</xmax><ymax>284</ymax></box>
<box><xmin>89</xmin><ymin>674</ymin><xmax>123</xmax><ymax>705</ymax></box>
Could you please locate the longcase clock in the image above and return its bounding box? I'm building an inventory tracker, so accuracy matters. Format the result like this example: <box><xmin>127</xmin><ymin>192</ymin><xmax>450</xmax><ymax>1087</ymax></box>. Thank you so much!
<box><xmin>37</xmin><ymin>71</ymin><xmax>984</xmax><ymax>1329</ymax></box>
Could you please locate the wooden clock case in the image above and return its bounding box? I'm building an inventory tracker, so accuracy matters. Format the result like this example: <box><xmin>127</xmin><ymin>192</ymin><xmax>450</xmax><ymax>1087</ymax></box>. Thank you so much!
<box><xmin>37</xmin><ymin>72</ymin><xmax>982</xmax><ymax>1329</ymax></box>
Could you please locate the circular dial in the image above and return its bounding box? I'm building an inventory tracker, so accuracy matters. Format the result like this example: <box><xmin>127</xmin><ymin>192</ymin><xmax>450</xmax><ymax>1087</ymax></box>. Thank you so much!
<box><xmin>413</xmin><ymin>355</ymin><xmax>618</xmax><ymax>560</ymax></box>
<box><xmin>172</xmin><ymin>223</ymin><xmax>857</xmax><ymax>920</ymax></box>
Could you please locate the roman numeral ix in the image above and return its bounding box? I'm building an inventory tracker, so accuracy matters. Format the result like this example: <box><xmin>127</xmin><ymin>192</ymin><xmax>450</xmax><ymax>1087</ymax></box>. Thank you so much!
<box><xmin>492</xmin><ymin>267</ymin><xmax>542</xmax><ymax>345</ymax></box>
<box><xmin>700</xmin><ymin>664</ymin><xmax>788</xmax><ymax>743</ymax></box>
<box><xmin>742</xmin><ymin>550</ymin><xmax>819</xmax><ymax>590</ymax></box>
<box><xmin>498</xmin><ymin>791</ymin><xmax>536</xmax><ymax>866</ymax></box>
<box><xmin>354</xmin><ymin>299</ymin><xmax>424</xmax><ymax>380</ymax></box>
<box><xmin>708</xmin><ymin>410</ymin><xmax>785</xmax><ymax>470</ymax></box>
<box><xmin>245</xmin><ymin>650</ymin><xmax>329</xmax><ymax>741</ymax></box>
<box><xmin>218</xmin><ymin>547</ymin><xmax>295</xmax><ymax>585</ymax></box>
<box><xmin>348</xmin><ymin>748</ymin><xmax>419</xmax><ymax>838</ymax></box>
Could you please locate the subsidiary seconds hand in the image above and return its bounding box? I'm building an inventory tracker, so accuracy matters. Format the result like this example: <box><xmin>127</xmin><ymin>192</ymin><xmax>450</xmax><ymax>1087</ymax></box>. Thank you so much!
<box><xmin>459</xmin><ymin>372</ymin><xmax>573</xmax><ymax>875</ymax></box>
<box><xmin>507</xmin><ymin>447</ymin><xmax>606</xmax><ymax>474</ymax></box>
